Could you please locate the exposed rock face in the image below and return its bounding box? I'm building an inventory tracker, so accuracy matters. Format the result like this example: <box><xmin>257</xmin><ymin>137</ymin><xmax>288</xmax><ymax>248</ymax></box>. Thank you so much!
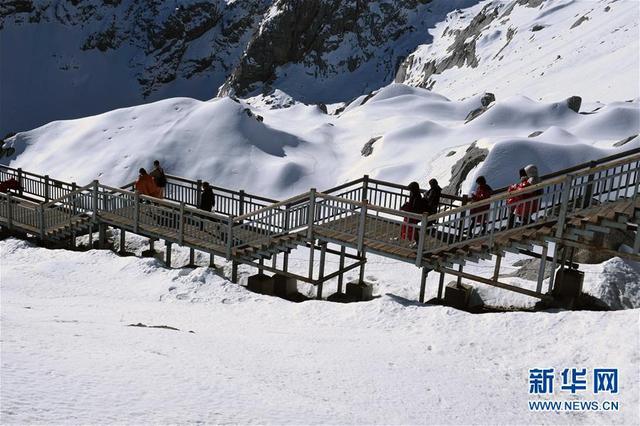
<box><xmin>361</xmin><ymin>136</ymin><xmax>382</xmax><ymax>157</ymax></box>
<box><xmin>565</xmin><ymin>96</ymin><xmax>582</xmax><ymax>113</ymax></box>
<box><xmin>504</xmin><ymin>258</ymin><xmax>552</xmax><ymax>281</ymax></box>
<box><xmin>464</xmin><ymin>92</ymin><xmax>495</xmax><ymax>122</ymax></box>
<box><xmin>573</xmin><ymin>229</ymin><xmax>637</xmax><ymax>264</ymax></box>
<box><xmin>396</xmin><ymin>3</ymin><xmax>502</xmax><ymax>89</ymax></box>
<box><xmin>443</xmin><ymin>141</ymin><xmax>489</xmax><ymax>196</ymax></box>
<box><xmin>219</xmin><ymin>0</ymin><xmax>439</xmax><ymax>100</ymax></box>
<box><xmin>613</xmin><ymin>134</ymin><xmax>639</xmax><ymax>147</ymax></box>
<box><xmin>2</xmin><ymin>1</ymin><xmax>270</xmax><ymax>97</ymax></box>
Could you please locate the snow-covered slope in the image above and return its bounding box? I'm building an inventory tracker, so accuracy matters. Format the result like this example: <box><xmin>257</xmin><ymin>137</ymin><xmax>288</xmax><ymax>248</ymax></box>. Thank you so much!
<box><xmin>3</xmin><ymin>85</ymin><xmax>639</xmax><ymax>199</ymax></box>
<box><xmin>1</xmin><ymin>238</ymin><xmax>639</xmax><ymax>423</ymax></box>
<box><xmin>396</xmin><ymin>0</ymin><xmax>640</xmax><ymax>103</ymax></box>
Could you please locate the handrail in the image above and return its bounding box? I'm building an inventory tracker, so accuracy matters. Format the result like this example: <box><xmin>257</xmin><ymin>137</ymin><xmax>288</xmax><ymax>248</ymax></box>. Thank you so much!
<box><xmin>317</xmin><ymin>191</ymin><xmax>424</xmax><ymax>221</ymax></box>
<box><xmin>367</xmin><ymin>176</ymin><xmax>465</xmax><ymax>202</ymax></box>
<box><xmin>99</xmin><ymin>184</ymin><xmax>231</xmax><ymax>222</ymax></box>
<box><xmin>233</xmin><ymin>190</ymin><xmax>312</xmax><ymax>223</ymax></box>
<box><xmin>433</xmin><ymin>152</ymin><xmax>640</xmax><ymax>222</ymax></box>
<box><xmin>491</xmin><ymin>147</ymin><xmax>640</xmax><ymax>194</ymax></box>
<box><xmin>41</xmin><ymin>181</ymin><xmax>96</xmax><ymax>208</ymax></box>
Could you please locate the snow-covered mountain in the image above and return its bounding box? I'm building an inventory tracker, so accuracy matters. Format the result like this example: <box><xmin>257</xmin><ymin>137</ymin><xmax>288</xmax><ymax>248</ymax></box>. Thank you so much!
<box><xmin>395</xmin><ymin>0</ymin><xmax>640</xmax><ymax>103</ymax></box>
<box><xmin>3</xmin><ymin>0</ymin><xmax>637</xmax><ymax>135</ymax></box>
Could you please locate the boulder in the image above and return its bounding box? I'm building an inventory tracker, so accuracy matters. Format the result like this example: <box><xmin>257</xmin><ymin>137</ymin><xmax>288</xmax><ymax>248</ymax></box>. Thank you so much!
<box><xmin>566</xmin><ymin>96</ymin><xmax>582</xmax><ymax>113</ymax></box>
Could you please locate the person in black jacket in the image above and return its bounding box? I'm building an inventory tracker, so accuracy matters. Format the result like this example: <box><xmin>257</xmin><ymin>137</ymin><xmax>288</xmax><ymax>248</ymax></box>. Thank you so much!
<box><xmin>400</xmin><ymin>182</ymin><xmax>425</xmax><ymax>243</ymax></box>
<box><xmin>423</xmin><ymin>178</ymin><xmax>442</xmax><ymax>215</ymax></box>
<box><xmin>199</xmin><ymin>182</ymin><xmax>215</xmax><ymax>212</ymax></box>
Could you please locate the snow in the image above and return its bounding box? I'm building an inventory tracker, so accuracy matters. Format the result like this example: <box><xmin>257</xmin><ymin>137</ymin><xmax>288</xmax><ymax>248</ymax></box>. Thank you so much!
<box><xmin>3</xmin><ymin>85</ymin><xmax>638</xmax><ymax>200</ymax></box>
<box><xmin>2</xmin><ymin>238</ymin><xmax>639</xmax><ymax>424</ymax></box>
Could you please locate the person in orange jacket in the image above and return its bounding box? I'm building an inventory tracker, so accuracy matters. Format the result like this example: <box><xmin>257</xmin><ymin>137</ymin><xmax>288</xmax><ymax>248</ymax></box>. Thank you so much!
<box><xmin>135</xmin><ymin>168</ymin><xmax>162</xmax><ymax>198</ymax></box>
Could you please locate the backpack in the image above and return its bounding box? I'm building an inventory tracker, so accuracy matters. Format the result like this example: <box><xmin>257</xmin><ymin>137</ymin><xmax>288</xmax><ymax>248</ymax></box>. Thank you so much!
<box><xmin>155</xmin><ymin>169</ymin><xmax>167</xmax><ymax>187</ymax></box>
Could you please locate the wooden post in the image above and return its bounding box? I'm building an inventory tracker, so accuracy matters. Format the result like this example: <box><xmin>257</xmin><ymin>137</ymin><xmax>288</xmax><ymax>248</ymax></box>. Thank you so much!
<box><xmin>307</xmin><ymin>189</ymin><xmax>316</xmax><ymax>240</ymax></box>
<box><xmin>39</xmin><ymin>205</ymin><xmax>45</xmax><ymax>240</ymax></box>
<box><xmin>536</xmin><ymin>244</ymin><xmax>549</xmax><ymax>294</ymax></box>
<box><xmin>316</xmin><ymin>243</ymin><xmax>327</xmax><ymax>300</ymax></box>
<box><xmin>209</xmin><ymin>252</ymin><xmax>215</xmax><ymax>268</ymax></box>
<box><xmin>165</xmin><ymin>241</ymin><xmax>172</xmax><ymax>267</ymax></box>
<box><xmin>437</xmin><ymin>271</ymin><xmax>445</xmax><ymax>300</ymax></box>
<box><xmin>196</xmin><ymin>179</ymin><xmax>202</xmax><ymax>208</ymax></box>
<box><xmin>555</xmin><ymin>174</ymin><xmax>575</xmax><ymax>239</ymax></box>
<box><xmin>98</xmin><ymin>223</ymin><xmax>107</xmax><ymax>247</ymax></box>
<box><xmin>492</xmin><ymin>253</ymin><xmax>502</xmax><ymax>281</ymax></box>
<box><xmin>419</xmin><ymin>267</ymin><xmax>429</xmax><ymax>303</ymax></box>
<box><xmin>231</xmin><ymin>260</ymin><xmax>238</xmax><ymax>283</ymax></box>
<box><xmin>258</xmin><ymin>258</ymin><xmax>264</xmax><ymax>274</ymax></box>
<box><xmin>457</xmin><ymin>195</ymin><xmax>469</xmax><ymax>241</ymax></box>
<box><xmin>6</xmin><ymin>193</ymin><xmax>12</xmax><ymax>229</ymax></box>
<box><xmin>16</xmin><ymin>168</ymin><xmax>23</xmax><ymax>196</ymax></box>
<box><xmin>582</xmin><ymin>161</ymin><xmax>597</xmax><ymax>209</ymax></box>
<box><xmin>119</xmin><ymin>228</ymin><xmax>126</xmax><ymax>254</ymax></box>
<box><xmin>225</xmin><ymin>215</ymin><xmax>233</xmax><ymax>259</ymax></box>
<box><xmin>362</xmin><ymin>174</ymin><xmax>369</xmax><ymax>202</ymax></box>
<box><xmin>415</xmin><ymin>213</ymin><xmax>428</xmax><ymax>267</ymax></box>
<box><xmin>92</xmin><ymin>180</ymin><xmax>99</xmax><ymax>222</ymax></box>
<box><xmin>239</xmin><ymin>190</ymin><xmax>245</xmax><ymax>217</ymax></box>
<box><xmin>189</xmin><ymin>248</ymin><xmax>195</xmax><ymax>266</ymax></box>
<box><xmin>358</xmin><ymin>249</ymin><xmax>366</xmax><ymax>283</ymax></box>
<box><xmin>357</xmin><ymin>199</ymin><xmax>368</xmax><ymax>253</ymax></box>
<box><xmin>456</xmin><ymin>263</ymin><xmax>463</xmax><ymax>287</ymax></box>
<box><xmin>308</xmin><ymin>241</ymin><xmax>315</xmax><ymax>282</ymax></box>
<box><xmin>134</xmin><ymin>192</ymin><xmax>140</xmax><ymax>233</ymax></box>
<box><xmin>283</xmin><ymin>252</ymin><xmax>289</xmax><ymax>272</ymax></box>
<box><xmin>337</xmin><ymin>245</ymin><xmax>346</xmax><ymax>293</ymax></box>
<box><xmin>44</xmin><ymin>175</ymin><xmax>50</xmax><ymax>202</ymax></box>
<box><xmin>178</xmin><ymin>202</ymin><xmax>185</xmax><ymax>245</ymax></box>
<box><xmin>71</xmin><ymin>182</ymin><xmax>77</xmax><ymax>215</ymax></box>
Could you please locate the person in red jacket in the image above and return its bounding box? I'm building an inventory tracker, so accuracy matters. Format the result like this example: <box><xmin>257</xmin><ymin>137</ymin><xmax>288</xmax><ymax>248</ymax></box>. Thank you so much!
<box><xmin>135</xmin><ymin>168</ymin><xmax>162</xmax><ymax>198</ymax></box>
<box><xmin>507</xmin><ymin>165</ymin><xmax>541</xmax><ymax>227</ymax></box>
<box><xmin>468</xmin><ymin>176</ymin><xmax>492</xmax><ymax>235</ymax></box>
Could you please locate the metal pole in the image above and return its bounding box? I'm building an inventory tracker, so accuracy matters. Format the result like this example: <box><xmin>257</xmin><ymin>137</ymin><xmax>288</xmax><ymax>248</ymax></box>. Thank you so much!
<box><xmin>456</xmin><ymin>263</ymin><xmax>463</xmax><ymax>287</ymax></box>
<box><xmin>283</xmin><ymin>252</ymin><xmax>289</xmax><ymax>272</ymax></box>
<box><xmin>317</xmin><ymin>243</ymin><xmax>327</xmax><ymax>300</ymax></box>
<box><xmin>189</xmin><ymin>248</ymin><xmax>195</xmax><ymax>266</ymax></box>
<box><xmin>362</xmin><ymin>175</ymin><xmax>369</xmax><ymax>202</ymax></box>
<box><xmin>239</xmin><ymin>190</ymin><xmax>245</xmax><ymax>217</ymax></box>
<box><xmin>209</xmin><ymin>252</ymin><xmax>215</xmax><ymax>268</ymax></box>
<box><xmin>258</xmin><ymin>258</ymin><xmax>264</xmax><ymax>274</ymax></box>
